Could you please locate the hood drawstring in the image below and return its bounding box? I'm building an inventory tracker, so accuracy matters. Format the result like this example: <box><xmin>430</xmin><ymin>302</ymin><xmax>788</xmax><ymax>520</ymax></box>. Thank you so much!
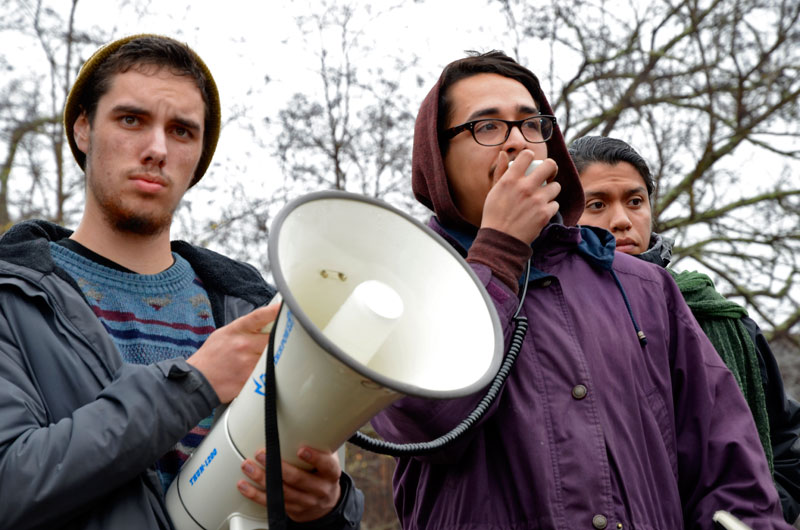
<box><xmin>577</xmin><ymin>226</ymin><xmax>648</xmax><ymax>347</ymax></box>
<box><xmin>610</xmin><ymin>269</ymin><xmax>648</xmax><ymax>346</ymax></box>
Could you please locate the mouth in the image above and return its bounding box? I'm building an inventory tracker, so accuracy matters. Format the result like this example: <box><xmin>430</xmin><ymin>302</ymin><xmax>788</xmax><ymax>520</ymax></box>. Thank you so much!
<box><xmin>130</xmin><ymin>174</ymin><xmax>168</xmax><ymax>193</ymax></box>
<box><xmin>614</xmin><ymin>237</ymin><xmax>639</xmax><ymax>254</ymax></box>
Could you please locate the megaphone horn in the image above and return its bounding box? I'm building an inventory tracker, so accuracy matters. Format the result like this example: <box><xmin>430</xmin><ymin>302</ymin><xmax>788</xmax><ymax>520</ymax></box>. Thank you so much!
<box><xmin>166</xmin><ymin>191</ymin><xmax>504</xmax><ymax>529</ymax></box>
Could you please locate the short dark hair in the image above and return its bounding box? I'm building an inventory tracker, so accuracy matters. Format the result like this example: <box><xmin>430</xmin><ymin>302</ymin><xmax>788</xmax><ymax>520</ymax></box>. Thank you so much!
<box><xmin>79</xmin><ymin>36</ymin><xmax>212</xmax><ymax>129</ymax></box>
<box><xmin>437</xmin><ymin>50</ymin><xmax>545</xmax><ymax>155</ymax></box>
<box><xmin>568</xmin><ymin>136</ymin><xmax>655</xmax><ymax>198</ymax></box>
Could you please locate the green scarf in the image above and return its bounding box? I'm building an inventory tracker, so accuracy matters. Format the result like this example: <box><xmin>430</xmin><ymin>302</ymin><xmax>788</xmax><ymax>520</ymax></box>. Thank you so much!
<box><xmin>669</xmin><ymin>269</ymin><xmax>773</xmax><ymax>472</ymax></box>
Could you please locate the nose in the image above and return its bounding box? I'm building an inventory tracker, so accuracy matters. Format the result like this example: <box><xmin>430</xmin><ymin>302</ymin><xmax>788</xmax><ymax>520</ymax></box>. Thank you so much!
<box><xmin>608</xmin><ymin>203</ymin><xmax>633</xmax><ymax>232</ymax></box>
<box><xmin>503</xmin><ymin>123</ymin><xmax>528</xmax><ymax>154</ymax></box>
<box><xmin>141</xmin><ymin>128</ymin><xmax>167</xmax><ymax>169</ymax></box>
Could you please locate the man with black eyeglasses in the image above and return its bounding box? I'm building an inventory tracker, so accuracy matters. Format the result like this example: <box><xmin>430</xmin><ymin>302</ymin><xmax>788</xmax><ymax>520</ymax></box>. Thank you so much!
<box><xmin>371</xmin><ymin>51</ymin><xmax>789</xmax><ymax>529</ymax></box>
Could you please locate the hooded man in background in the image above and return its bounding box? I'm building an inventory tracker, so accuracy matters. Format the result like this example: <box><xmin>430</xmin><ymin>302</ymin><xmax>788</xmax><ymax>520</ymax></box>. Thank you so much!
<box><xmin>571</xmin><ymin>134</ymin><xmax>800</xmax><ymax>526</ymax></box>
<box><xmin>371</xmin><ymin>50</ymin><xmax>789</xmax><ymax>530</ymax></box>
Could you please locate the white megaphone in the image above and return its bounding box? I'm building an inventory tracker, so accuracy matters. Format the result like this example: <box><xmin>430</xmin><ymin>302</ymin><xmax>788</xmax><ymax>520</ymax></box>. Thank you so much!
<box><xmin>166</xmin><ymin>191</ymin><xmax>504</xmax><ymax>529</ymax></box>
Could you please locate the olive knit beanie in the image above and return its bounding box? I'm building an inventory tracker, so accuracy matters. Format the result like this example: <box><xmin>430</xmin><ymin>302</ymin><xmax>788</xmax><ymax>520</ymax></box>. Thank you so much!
<box><xmin>63</xmin><ymin>34</ymin><xmax>221</xmax><ymax>186</ymax></box>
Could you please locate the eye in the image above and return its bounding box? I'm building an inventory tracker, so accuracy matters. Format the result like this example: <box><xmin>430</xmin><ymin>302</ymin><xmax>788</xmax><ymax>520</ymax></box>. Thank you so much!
<box><xmin>586</xmin><ymin>200</ymin><xmax>605</xmax><ymax>211</ymax></box>
<box><xmin>474</xmin><ymin>120</ymin><xmax>502</xmax><ymax>134</ymax></box>
<box><xmin>628</xmin><ymin>197</ymin><xmax>644</xmax><ymax>207</ymax></box>
<box><xmin>521</xmin><ymin>118</ymin><xmax>542</xmax><ymax>133</ymax></box>
<box><xmin>120</xmin><ymin>115</ymin><xmax>139</xmax><ymax>126</ymax></box>
<box><xmin>174</xmin><ymin>126</ymin><xmax>189</xmax><ymax>138</ymax></box>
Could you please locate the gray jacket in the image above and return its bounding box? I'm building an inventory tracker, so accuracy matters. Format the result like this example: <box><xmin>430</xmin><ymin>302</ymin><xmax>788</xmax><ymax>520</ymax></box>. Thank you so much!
<box><xmin>0</xmin><ymin>220</ymin><xmax>362</xmax><ymax>529</ymax></box>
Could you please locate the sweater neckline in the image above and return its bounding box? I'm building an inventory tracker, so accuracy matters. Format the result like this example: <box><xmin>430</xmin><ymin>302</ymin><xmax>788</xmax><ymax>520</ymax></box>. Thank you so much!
<box><xmin>49</xmin><ymin>241</ymin><xmax>195</xmax><ymax>293</ymax></box>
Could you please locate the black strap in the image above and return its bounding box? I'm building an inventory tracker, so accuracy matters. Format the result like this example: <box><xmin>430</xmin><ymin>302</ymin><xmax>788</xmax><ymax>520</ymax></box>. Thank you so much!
<box><xmin>265</xmin><ymin>305</ymin><xmax>288</xmax><ymax>529</ymax></box>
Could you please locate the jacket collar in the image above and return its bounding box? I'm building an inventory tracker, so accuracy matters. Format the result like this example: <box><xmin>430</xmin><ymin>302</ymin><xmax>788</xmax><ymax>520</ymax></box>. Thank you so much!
<box><xmin>0</xmin><ymin>220</ymin><xmax>275</xmax><ymax>309</ymax></box>
<box><xmin>430</xmin><ymin>216</ymin><xmax>619</xmax><ymax>285</ymax></box>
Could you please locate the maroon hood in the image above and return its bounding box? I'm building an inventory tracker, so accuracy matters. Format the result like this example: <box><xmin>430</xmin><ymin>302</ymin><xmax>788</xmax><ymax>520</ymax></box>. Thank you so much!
<box><xmin>411</xmin><ymin>75</ymin><xmax>584</xmax><ymax>233</ymax></box>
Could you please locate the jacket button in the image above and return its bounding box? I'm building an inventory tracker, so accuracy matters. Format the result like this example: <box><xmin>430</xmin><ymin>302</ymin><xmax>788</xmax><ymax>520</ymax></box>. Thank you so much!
<box><xmin>571</xmin><ymin>384</ymin><xmax>588</xmax><ymax>400</ymax></box>
<box><xmin>541</xmin><ymin>279</ymin><xmax>552</xmax><ymax>287</ymax></box>
<box><xmin>592</xmin><ymin>514</ymin><xmax>608</xmax><ymax>529</ymax></box>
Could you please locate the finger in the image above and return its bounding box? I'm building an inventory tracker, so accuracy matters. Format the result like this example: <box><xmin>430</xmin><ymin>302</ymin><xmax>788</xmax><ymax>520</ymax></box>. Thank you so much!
<box><xmin>281</xmin><ymin>460</ymin><xmax>334</xmax><ymax>498</ymax></box>
<box><xmin>507</xmin><ymin>149</ymin><xmax>537</xmax><ymax>177</ymax></box>
<box><xmin>241</xmin><ymin>458</ymin><xmax>266</xmax><ymax>490</ymax></box>
<box><xmin>237</xmin><ymin>479</ymin><xmax>267</xmax><ymax>506</ymax></box>
<box><xmin>282</xmin><ymin>480</ymin><xmax>319</xmax><ymax>509</ymax></box>
<box><xmin>282</xmin><ymin>474</ymin><xmax>341</xmax><ymax>522</ymax></box>
<box><xmin>280</xmin><ymin>460</ymin><xmax>316</xmax><ymax>492</ymax></box>
<box><xmin>297</xmin><ymin>447</ymin><xmax>341</xmax><ymax>480</ymax></box>
<box><xmin>527</xmin><ymin>157</ymin><xmax>558</xmax><ymax>188</ymax></box>
<box><xmin>230</xmin><ymin>304</ymin><xmax>280</xmax><ymax>334</ymax></box>
<box><xmin>543</xmin><ymin>180</ymin><xmax>561</xmax><ymax>198</ymax></box>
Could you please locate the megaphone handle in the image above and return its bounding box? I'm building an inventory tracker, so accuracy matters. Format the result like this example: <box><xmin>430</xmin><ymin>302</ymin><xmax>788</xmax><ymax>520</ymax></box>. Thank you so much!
<box><xmin>264</xmin><ymin>304</ymin><xmax>288</xmax><ymax>530</ymax></box>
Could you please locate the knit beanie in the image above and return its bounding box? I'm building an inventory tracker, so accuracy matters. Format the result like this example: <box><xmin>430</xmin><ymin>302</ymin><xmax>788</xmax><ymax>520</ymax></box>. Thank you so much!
<box><xmin>63</xmin><ymin>34</ymin><xmax>221</xmax><ymax>186</ymax></box>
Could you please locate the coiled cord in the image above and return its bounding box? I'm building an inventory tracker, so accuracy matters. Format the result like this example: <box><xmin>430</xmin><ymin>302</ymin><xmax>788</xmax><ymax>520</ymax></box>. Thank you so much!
<box><xmin>347</xmin><ymin>260</ymin><xmax>532</xmax><ymax>457</ymax></box>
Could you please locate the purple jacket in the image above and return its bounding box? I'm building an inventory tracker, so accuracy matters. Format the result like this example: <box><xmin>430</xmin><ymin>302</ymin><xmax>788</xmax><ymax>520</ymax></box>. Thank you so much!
<box><xmin>370</xmin><ymin>70</ymin><xmax>788</xmax><ymax>530</ymax></box>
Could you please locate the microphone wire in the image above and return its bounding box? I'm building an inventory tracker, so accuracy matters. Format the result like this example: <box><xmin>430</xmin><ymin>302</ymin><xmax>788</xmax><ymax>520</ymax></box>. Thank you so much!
<box><xmin>347</xmin><ymin>259</ymin><xmax>531</xmax><ymax>457</ymax></box>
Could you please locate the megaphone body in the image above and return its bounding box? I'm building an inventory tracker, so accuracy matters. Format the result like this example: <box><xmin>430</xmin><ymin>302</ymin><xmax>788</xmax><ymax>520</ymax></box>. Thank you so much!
<box><xmin>166</xmin><ymin>191</ymin><xmax>503</xmax><ymax>529</ymax></box>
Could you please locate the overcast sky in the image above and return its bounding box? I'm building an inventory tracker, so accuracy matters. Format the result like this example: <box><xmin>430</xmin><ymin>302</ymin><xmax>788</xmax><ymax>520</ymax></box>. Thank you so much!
<box><xmin>32</xmin><ymin>0</ymin><xmax>517</xmax><ymax>232</ymax></box>
<box><xmin>5</xmin><ymin>0</ymin><xmax>795</xmax><ymax>242</ymax></box>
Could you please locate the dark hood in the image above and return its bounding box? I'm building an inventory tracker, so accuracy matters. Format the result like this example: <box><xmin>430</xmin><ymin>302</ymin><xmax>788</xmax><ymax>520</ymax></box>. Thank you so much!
<box><xmin>411</xmin><ymin>76</ymin><xmax>585</xmax><ymax>233</ymax></box>
<box><xmin>637</xmin><ymin>232</ymin><xmax>675</xmax><ymax>269</ymax></box>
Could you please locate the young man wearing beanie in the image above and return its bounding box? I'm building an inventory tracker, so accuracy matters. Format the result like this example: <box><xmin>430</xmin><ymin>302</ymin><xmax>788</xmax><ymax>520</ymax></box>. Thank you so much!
<box><xmin>370</xmin><ymin>51</ymin><xmax>791</xmax><ymax>529</ymax></box>
<box><xmin>0</xmin><ymin>35</ymin><xmax>362</xmax><ymax>529</ymax></box>
<box><xmin>570</xmin><ymin>135</ymin><xmax>800</xmax><ymax>525</ymax></box>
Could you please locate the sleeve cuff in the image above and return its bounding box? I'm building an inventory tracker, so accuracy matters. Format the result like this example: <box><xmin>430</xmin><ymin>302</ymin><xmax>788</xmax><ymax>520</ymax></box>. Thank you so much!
<box><xmin>466</xmin><ymin>228</ymin><xmax>532</xmax><ymax>295</ymax></box>
<box><xmin>155</xmin><ymin>358</ymin><xmax>220</xmax><ymax>407</ymax></box>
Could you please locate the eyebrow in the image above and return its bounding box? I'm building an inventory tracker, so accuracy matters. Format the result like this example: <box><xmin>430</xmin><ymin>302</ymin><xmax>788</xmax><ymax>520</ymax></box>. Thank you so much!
<box><xmin>584</xmin><ymin>186</ymin><xmax>648</xmax><ymax>199</ymax></box>
<box><xmin>111</xmin><ymin>104</ymin><xmax>202</xmax><ymax>133</ymax></box>
<box><xmin>466</xmin><ymin>104</ymin><xmax>540</xmax><ymax>122</ymax></box>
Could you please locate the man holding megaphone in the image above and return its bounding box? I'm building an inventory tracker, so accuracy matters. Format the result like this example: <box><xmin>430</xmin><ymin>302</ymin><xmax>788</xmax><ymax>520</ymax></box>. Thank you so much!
<box><xmin>0</xmin><ymin>35</ymin><xmax>362</xmax><ymax>529</ymax></box>
<box><xmin>371</xmin><ymin>51</ymin><xmax>790</xmax><ymax>529</ymax></box>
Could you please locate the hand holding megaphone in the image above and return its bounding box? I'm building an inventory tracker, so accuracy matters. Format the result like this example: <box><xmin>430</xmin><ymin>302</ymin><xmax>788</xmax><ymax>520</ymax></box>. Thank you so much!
<box><xmin>237</xmin><ymin>446</ymin><xmax>342</xmax><ymax>523</ymax></box>
<box><xmin>187</xmin><ymin>303</ymin><xmax>280</xmax><ymax>403</ymax></box>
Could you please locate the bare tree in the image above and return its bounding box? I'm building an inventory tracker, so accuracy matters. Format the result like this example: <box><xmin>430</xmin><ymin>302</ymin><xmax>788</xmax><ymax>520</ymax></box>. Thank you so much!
<box><xmin>0</xmin><ymin>0</ymin><xmax>104</xmax><ymax>230</ymax></box>
<box><xmin>274</xmin><ymin>1</ymin><xmax>422</xmax><ymax>212</ymax></box>
<box><xmin>191</xmin><ymin>1</ymin><xmax>428</xmax><ymax>278</ymax></box>
<box><xmin>496</xmin><ymin>0</ymin><xmax>800</xmax><ymax>345</ymax></box>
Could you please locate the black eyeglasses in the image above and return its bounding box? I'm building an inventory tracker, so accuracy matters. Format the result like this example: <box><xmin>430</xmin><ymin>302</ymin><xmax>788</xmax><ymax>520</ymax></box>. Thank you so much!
<box><xmin>444</xmin><ymin>115</ymin><xmax>557</xmax><ymax>146</ymax></box>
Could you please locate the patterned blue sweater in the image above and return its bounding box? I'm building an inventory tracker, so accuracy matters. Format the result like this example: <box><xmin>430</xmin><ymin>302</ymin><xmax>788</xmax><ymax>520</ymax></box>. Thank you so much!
<box><xmin>50</xmin><ymin>241</ymin><xmax>216</xmax><ymax>492</ymax></box>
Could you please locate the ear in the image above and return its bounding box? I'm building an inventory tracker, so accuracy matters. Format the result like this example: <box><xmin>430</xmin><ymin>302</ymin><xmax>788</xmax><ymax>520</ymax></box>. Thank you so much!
<box><xmin>73</xmin><ymin>112</ymin><xmax>90</xmax><ymax>155</ymax></box>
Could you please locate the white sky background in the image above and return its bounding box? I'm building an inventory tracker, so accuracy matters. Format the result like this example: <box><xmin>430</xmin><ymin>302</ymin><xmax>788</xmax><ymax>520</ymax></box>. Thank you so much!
<box><xmin>37</xmin><ymin>0</ymin><xmax>517</xmax><ymax>241</ymax></box>
<box><xmin>4</xmin><ymin>0</ymin><xmax>796</xmax><ymax>265</ymax></box>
